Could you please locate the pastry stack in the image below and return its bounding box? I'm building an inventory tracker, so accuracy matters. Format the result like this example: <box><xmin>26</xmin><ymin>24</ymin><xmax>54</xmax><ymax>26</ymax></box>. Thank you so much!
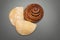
<box><xmin>9</xmin><ymin>4</ymin><xmax>44</xmax><ymax>35</ymax></box>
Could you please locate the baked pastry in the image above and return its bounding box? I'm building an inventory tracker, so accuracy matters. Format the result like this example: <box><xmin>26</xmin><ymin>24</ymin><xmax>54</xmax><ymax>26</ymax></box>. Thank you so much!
<box><xmin>24</xmin><ymin>4</ymin><xmax>44</xmax><ymax>22</ymax></box>
<box><xmin>9</xmin><ymin>7</ymin><xmax>24</xmax><ymax>26</ymax></box>
<box><xmin>16</xmin><ymin>20</ymin><xmax>37</xmax><ymax>35</ymax></box>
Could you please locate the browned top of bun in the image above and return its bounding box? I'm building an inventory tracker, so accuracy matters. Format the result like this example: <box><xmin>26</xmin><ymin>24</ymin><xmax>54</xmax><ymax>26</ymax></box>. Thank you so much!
<box><xmin>24</xmin><ymin>4</ymin><xmax>44</xmax><ymax>23</ymax></box>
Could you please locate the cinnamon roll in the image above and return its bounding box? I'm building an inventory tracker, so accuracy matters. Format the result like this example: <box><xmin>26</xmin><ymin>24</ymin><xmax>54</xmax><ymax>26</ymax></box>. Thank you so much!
<box><xmin>24</xmin><ymin>4</ymin><xmax>44</xmax><ymax>22</ymax></box>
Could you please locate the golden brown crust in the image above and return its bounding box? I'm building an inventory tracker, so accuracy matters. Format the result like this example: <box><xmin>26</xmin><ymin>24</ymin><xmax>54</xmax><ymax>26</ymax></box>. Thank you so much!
<box><xmin>24</xmin><ymin>4</ymin><xmax>44</xmax><ymax>23</ymax></box>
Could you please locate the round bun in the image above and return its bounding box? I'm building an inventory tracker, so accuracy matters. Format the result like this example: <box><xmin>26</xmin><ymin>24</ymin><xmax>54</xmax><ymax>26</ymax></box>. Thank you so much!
<box><xmin>24</xmin><ymin>4</ymin><xmax>44</xmax><ymax>22</ymax></box>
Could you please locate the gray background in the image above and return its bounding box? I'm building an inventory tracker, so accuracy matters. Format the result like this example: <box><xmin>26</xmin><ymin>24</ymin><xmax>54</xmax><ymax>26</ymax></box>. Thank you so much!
<box><xmin>0</xmin><ymin>0</ymin><xmax>60</xmax><ymax>40</ymax></box>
